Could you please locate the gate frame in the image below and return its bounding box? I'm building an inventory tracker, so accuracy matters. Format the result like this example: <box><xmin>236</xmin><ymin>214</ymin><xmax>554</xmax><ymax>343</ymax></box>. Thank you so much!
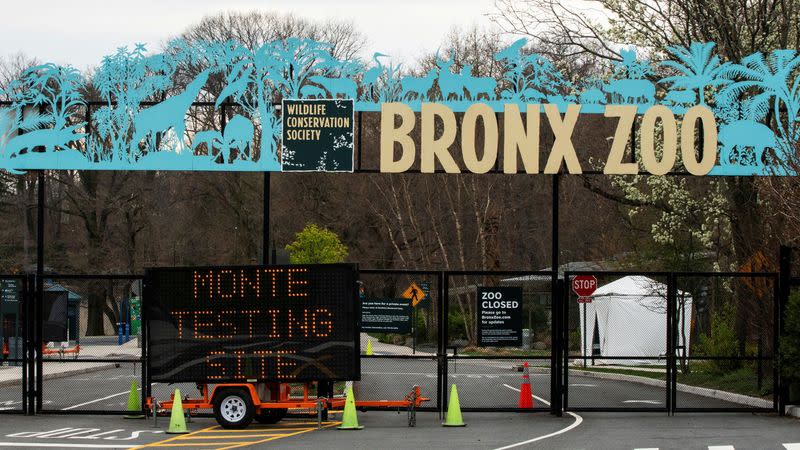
<box><xmin>442</xmin><ymin>270</ymin><xmax>558</xmax><ymax>414</ymax></box>
<box><xmin>0</xmin><ymin>274</ymin><xmax>29</xmax><ymax>415</ymax></box>
<box><xmin>561</xmin><ymin>270</ymin><xmax>780</xmax><ymax>415</ymax></box>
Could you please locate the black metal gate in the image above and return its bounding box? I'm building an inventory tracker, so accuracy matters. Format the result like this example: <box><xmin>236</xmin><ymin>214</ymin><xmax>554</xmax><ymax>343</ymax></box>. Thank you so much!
<box><xmin>2</xmin><ymin>264</ymin><xmax>789</xmax><ymax>416</ymax></box>
<box><xmin>0</xmin><ymin>275</ymin><xmax>29</xmax><ymax>414</ymax></box>
<box><xmin>562</xmin><ymin>271</ymin><xmax>779</xmax><ymax>414</ymax></box>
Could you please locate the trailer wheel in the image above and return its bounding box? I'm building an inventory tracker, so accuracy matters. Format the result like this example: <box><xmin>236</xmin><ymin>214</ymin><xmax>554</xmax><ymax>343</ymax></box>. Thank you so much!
<box><xmin>255</xmin><ymin>408</ymin><xmax>287</xmax><ymax>424</ymax></box>
<box><xmin>213</xmin><ymin>389</ymin><xmax>254</xmax><ymax>429</ymax></box>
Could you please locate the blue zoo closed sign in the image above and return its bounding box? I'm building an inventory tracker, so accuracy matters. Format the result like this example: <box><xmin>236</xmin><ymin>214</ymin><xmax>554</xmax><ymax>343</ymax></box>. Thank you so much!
<box><xmin>477</xmin><ymin>286</ymin><xmax>523</xmax><ymax>347</ymax></box>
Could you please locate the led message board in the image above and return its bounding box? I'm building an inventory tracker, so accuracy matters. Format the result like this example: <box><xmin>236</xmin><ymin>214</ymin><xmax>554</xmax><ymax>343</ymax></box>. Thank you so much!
<box><xmin>144</xmin><ymin>264</ymin><xmax>359</xmax><ymax>383</ymax></box>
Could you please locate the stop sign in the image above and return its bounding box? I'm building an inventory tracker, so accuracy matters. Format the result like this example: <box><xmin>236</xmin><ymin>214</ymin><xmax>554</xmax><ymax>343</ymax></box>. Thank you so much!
<box><xmin>572</xmin><ymin>275</ymin><xmax>598</xmax><ymax>297</ymax></box>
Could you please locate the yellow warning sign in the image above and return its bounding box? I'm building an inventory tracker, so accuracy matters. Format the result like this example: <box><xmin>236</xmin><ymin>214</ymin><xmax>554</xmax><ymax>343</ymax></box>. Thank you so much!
<box><xmin>401</xmin><ymin>282</ymin><xmax>425</xmax><ymax>307</ymax></box>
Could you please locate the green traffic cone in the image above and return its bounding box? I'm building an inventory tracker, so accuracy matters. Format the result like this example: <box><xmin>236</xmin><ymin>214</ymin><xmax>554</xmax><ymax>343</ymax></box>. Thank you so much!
<box><xmin>366</xmin><ymin>339</ymin><xmax>373</xmax><ymax>356</ymax></box>
<box><xmin>166</xmin><ymin>389</ymin><xmax>188</xmax><ymax>434</ymax></box>
<box><xmin>337</xmin><ymin>387</ymin><xmax>363</xmax><ymax>430</ymax></box>
<box><xmin>442</xmin><ymin>384</ymin><xmax>466</xmax><ymax>427</ymax></box>
<box><xmin>123</xmin><ymin>380</ymin><xmax>144</xmax><ymax>419</ymax></box>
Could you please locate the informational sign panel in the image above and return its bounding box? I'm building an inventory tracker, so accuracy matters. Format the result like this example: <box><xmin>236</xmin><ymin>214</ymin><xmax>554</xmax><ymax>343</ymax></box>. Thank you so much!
<box><xmin>0</xmin><ymin>279</ymin><xmax>19</xmax><ymax>303</ymax></box>
<box><xmin>281</xmin><ymin>99</ymin><xmax>354</xmax><ymax>172</ymax></box>
<box><xmin>361</xmin><ymin>298</ymin><xmax>411</xmax><ymax>333</ymax></box>
<box><xmin>477</xmin><ymin>286</ymin><xmax>523</xmax><ymax>347</ymax></box>
<box><xmin>145</xmin><ymin>264</ymin><xmax>359</xmax><ymax>383</ymax></box>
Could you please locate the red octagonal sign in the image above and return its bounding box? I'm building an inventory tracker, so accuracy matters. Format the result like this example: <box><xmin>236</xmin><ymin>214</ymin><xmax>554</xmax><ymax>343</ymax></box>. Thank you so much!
<box><xmin>572</xmin><ymin>275</ymin><xmax>598</xmax><ymax>297</ymax></box>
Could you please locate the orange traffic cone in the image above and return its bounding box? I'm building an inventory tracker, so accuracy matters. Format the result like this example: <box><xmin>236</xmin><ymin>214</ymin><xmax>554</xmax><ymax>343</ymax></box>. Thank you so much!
<box><xmin>518</xmin><ymin>362</ymin><xmax>534</xmax><ymax>408</ymax></box>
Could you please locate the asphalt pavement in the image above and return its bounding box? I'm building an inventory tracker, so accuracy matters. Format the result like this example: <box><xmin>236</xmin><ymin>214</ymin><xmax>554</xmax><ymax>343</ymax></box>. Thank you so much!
<box><xmin>0</xmin><ymin>358</ymin><xmax>753</xmax><ymax>413</ymax></box>
<box><xmin>0</xmin><ymin>357</ymin><xmax>790</xmax><ymax>449</ymax></box>
<box><xmin>0</xmin><ymin>410</ymin><xmax>798</xmax><ymax>449</ymax></box>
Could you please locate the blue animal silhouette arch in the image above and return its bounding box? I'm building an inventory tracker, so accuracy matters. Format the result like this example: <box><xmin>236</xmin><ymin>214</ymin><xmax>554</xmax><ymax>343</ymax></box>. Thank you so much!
<box><xmin>0</xmin><ymin>38</ymin><xmax>796</xmax><ymax>175</ymax></box>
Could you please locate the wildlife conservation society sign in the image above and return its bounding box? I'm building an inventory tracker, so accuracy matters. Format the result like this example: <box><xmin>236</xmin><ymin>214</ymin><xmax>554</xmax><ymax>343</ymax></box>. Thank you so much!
<box><xmin>282</xmin><ymin>99</ymin><xmax>354</xmax><ymax>172</ymax></box>
<box><xmin>477</xmin><ymin>286</ymin><xmax>523</xmax><ymax>347</ymax></box>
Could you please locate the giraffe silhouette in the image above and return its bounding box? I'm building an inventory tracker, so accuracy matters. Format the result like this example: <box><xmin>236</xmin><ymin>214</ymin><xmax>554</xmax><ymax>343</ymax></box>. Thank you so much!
<box><xmin>132</xmin><ymin>68</ymin><xmax>212</xmax><ymax>154</ymax></box>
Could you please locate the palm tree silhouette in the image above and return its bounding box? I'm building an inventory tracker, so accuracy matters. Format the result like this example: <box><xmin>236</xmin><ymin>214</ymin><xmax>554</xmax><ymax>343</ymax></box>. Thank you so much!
<box><xmin>720</xmin><ymin>50</ymin><xmax>800</xmax><ymax>153</ymax></box>
<box><xmin>660</xmin><ymin>42</ymin><xmax>730</xmax><ymax>105</ymax></box>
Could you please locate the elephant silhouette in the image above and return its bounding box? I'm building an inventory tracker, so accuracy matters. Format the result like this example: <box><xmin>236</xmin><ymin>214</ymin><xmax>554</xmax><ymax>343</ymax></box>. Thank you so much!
<box><xmin>193</xmin><ymin>114</ymin><xmax>254</xmax><ymax>164</ymax></box>
<box><xmin>718</xmin><ymin>120</ymin><xmax>777</xmax><ymax>166</ymax></box>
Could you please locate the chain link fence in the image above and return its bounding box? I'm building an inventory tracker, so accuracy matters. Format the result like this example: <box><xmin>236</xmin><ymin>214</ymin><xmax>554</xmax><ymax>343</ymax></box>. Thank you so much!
<box><xmin>38</xmin><ymin>276</ymin><xmax>144</xmax><ymax>414</ymax></box>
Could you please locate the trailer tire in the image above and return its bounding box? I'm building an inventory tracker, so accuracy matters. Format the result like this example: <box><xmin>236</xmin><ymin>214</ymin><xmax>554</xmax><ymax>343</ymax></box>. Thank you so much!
<box><xmin>255</xmin><ymin>408</ymin><xmax>287</xmax><ymax>424</ymax></box>
<box><xmin>213</xmin><ymin>388</ymin><xmax>254</xmax><ymax>429</ymax></box>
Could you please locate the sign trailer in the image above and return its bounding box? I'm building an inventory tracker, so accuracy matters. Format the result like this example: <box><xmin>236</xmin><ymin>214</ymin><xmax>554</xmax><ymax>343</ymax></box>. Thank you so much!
<box><xmin>144</xmin><ymin>263</ymin><xmax>429</xmax><ymax>428</ymax></box>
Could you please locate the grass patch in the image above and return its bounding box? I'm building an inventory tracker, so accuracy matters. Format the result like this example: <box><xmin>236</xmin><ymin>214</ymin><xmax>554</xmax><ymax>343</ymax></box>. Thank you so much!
<box><xmin>572</xmin><ymin>366</ymin><xmax>664</xmax><ymax>380</ymax></box>
<box><xmin>572</xmin><ymin>364</ymin><xmax>773</xmax><ymax>399</ymax></box>
<box><xmin>677</xmin><ymin>366</ymin><xmax>773</xmax><ymax>399</ymax></box>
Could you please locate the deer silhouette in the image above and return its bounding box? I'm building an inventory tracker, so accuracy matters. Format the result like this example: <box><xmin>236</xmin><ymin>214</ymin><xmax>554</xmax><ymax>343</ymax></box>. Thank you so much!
<box><xmin>307</xmin><ymin>75</ymin><xmax>358</xmax><ymax>99</ymax></box>
<box><xmin>436</xmin><ymin>57</ymin><xmax>465</xmax><ymax>101</ymax></box>
<box><xmin>400</xmin><ymin>69</ymin><xmax>437</xmax><ymax>100</ymax></box>
<box><xmin>460</xmin><ymin>64</ymin><xmax>497</xmax><ymax>101</ymax></box>
<box><xmin>132</xmin><ymin>68</ymin><xmax>212</xmax><ymax>154</ymax></box>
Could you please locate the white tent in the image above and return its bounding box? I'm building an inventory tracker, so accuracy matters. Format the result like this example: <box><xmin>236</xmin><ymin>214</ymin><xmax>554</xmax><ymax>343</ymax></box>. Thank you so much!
<box><xmin>578</xmin><ymin>275</ymin><xmax>692</xmax><ymax>365</ymax></box>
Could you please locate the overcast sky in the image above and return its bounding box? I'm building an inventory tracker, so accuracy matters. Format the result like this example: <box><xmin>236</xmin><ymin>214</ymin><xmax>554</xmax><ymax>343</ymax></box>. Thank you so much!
<box><xmin>0</xmin><ymin>0</ymin><xmax>499</xmax><ymax>70</ymax></box>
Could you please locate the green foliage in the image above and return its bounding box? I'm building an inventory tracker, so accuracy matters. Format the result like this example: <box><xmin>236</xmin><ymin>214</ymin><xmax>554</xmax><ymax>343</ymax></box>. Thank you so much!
<box><xmin>569</xmin><ymin>329</ymin><xmax>581</xmax><ymax>352</ymax></box>
<box><xmin>447</xmin><ymin>309</ymin><xmax>470</xmax><ymax>343</ymax></box>
<box><xmin>780</xmin><ymin>291</ymin><xmax>800</xmax><ymax>382</ymax></box>
<box><xmin>697</xmin><ymin>302</ymin><xmax>740</xmax><ymax>373</ymax></box>
<box><xmin>285</xmin><ymin>223</ymin><xmax>348</xmax><ymax>264</ymax></box>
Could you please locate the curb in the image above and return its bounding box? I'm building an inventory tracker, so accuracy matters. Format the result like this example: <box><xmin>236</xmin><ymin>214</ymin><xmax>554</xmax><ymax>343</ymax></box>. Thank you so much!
<box><xmin>0</xmin><ymin>361</ymin><xmax>134</xmax><ymax>387</ymax></box>
<box><xmin>570</xmin><ymin>368</ymin><xmax>773</xmax><ymax>408</ymax></box>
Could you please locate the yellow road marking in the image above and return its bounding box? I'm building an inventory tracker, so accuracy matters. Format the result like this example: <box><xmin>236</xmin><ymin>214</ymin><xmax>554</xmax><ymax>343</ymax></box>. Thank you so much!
<box><xmin>130</xmin><ymin>426</ymin><xmax>217</xmax><ymax>449</ymax></box>
<box><xmin>147</xmin><ymin>444</ymin><xmax>251</xmax><ymax>447</ymax></box>
<box><xmin>215</xmin><ymin>422</ymin><xmax>340</xmax><ymax>450</ymax></box>
<box><xmin>173</xmin><ymin>434</ymin><xmax>284</xmax><ymax>439</ymax></box>
<box><xmin>136</xmin><ymin>420</ymin><xmax>341</xmax><ymax>449</ymax></box>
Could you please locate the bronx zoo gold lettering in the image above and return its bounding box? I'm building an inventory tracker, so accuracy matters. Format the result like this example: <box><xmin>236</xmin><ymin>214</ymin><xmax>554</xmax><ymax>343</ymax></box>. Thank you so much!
<box><xmin>543</xmin><ymin>104</ymin><xmax>582</xmax><ymax>174</ymax></box>
<box><xmin>604</xmin><ymin>105</ymin><xmax>639</xmax><ymax>175</ymax></box>
<box><xmin>377</xmin><ymin>103</ymin><xmax>718</xmax><ymax>176</ymax></box>
<box><xmin>682</xmin><ymin>105</ymin><xmax>718</xmax><ymax>175</ymax></box>
<box><xmin>421</xmin><ymin>103</ymin><xmax>459</xmax><ymax>173</ymax></box>
<box><xmin>380</xmin><ymin>103</ymin><xmax>415</xmax><ymax>173</ymax></box>
<box><xmin>641</xmin><ymin>105</ymin><xmax>678</xmax><ymax>176</ymax></box>
<box><xmin>462</xmin><ymin>103</ymin><xmax>498</xmax><ymax>173</ymax></box>
<box><xmin>503</xmin><ymin>104</ymin><xmax>539</xmax><ymax>174</ymax></box>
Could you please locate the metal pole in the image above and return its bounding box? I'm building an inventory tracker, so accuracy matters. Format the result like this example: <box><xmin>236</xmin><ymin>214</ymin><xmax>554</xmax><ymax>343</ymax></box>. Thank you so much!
<box><xmin>36</xmin><ymin>170</ymin><xmax>44</xmax><ymax>414</ymax></box>
<box><xmin>412</xmin><ymin>306</ymin><xmax>416</xmax><ymax>355</ymax></box>
<box><xmin>263</xmin><ymin>172</ymin><xmax>270</xmax><ymax>265</ymax></box>
<box><xmin>582</xmin><ymin>303</ymin><xmax>587</xmax><ymax>368</ymax></box>
<box><xmin>778</xmin><ymin>246</ymin><xmax>791</xmax><ymax>415</ymax></box>
<box><xmin>550</xmin><ymin>173</ymin><xmax>561</xmax><ymax>415</ymax></box>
